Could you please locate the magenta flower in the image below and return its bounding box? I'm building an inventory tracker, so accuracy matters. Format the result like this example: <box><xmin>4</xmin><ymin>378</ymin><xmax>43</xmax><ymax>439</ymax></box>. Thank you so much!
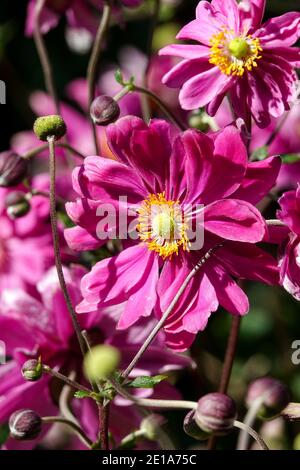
<box><xmin>65</xmin><ymin>117</ymin><xmax>280</xmax><ymax>350</ymax></box>
<box><xmin>26</xmin><ymin>0</ymin><xmax>144</xmax><ymax>36</ymax></box>
<box><xmin>160</xmin><ymin>0</ymin><xmax>300</xmax><ymax>128</ymax></box>
<box><xmin>277</xmin><ymin>186</ymin><xmax>300</xmax><ymax>300</ymax></box>
<box><xmin>0</xmin><ymin>264</ymin><xmax>190</xmax><ymax>449</ymax></box>
<box><xmin>0</xmin><ymin>173</ymin><xmax>72</xmax><ymax>293</ymax></box>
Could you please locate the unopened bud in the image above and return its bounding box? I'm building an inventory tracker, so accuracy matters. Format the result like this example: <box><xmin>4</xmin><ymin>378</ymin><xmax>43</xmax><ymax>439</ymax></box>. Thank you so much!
<box><xmin>90</xmin><ymin>95</ymin><xmax>120</xmax><ymax>126</ymax></box>
<box><xmin>83</xmin><ymin>344</ymin><xmax>121</xmax><ymax>381</ymax></box>
<box><xmin>9</xmin><ymin>409</ymin><xmax>42</xmax><ymax>440</ymax></box>
<box><xmin>183</xmin><ymin>410</ymin><xmax>210</xmax><ymax>440</ymax></box>
<box><xmin>5</xmin><ymin>191</ymin><xmax>31</xmax><ymax>219</ymax></box>
<box><xmin>195</xmin><ymin>393</ymin><xmax>237</xmax><ymax>437</ymax></box>
<box><xmin>33</xmin><ymin>115</ymin><xmax>67</xmax><ymax>142</ymax></box>
<box><xmin>0</xmin><ymin>151</ymin><xmax>28</xmax><ymax>187</ymax></box>
<box><xmin>22</xmin><ymin>359</ymin><xmax>43</xmax><ymax>382</ymax></box>
<box><xmin>246</xmin><ymin>377</ymin><xmax>289</xmax><ymax>420</ymax></box>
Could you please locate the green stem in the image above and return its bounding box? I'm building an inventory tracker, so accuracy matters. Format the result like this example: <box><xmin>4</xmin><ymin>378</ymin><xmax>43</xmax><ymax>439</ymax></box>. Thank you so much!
<box><xmin>42</xmin><ymin>416</ymin><xmax>93</xmax><ymax>449</ymax></box>
<box><xmin>33</xmin><ymin>0</ymin><xmax>60</xmax><ymax>114</ymax></box>
<box><xmin>24</xmin><ymin>143</ymin><xmax>85</xmax><ymax>160</ymax></box>
<box><xmin>48</xmin><ymin>136</ymin><xmax>86</xmax><ymax>356</ymax></box>
<box><xmin>87</xmin><ymin>2</ymin><xmax>112</xmax><ymax>154</ymax></box>
<box><xmin>122</xmin><ymin>244</ymin><xmax>223</xmax><ymax>379</ymax></box>
<box><xmin>42</xmin><ymin>365</ymin><xmax>92</xmax><ymax>394</ymax></box>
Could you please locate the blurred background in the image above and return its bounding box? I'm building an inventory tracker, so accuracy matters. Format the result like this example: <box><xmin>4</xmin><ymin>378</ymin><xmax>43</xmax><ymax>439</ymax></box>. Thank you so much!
<box><xmin>0</xmin><ymin>0</ymin><xmax>300</xmax><ymax>450</ymax></box>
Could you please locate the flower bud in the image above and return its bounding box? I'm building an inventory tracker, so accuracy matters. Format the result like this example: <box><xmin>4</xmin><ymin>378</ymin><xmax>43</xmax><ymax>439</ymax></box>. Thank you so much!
<box><xmin>183</xmin><ymin>410</ymin><xmax>210</xmax><ymax>440</ymax></box>
<box><xmin>22</xmin><ymin>359</ymin><xmax>43</xmax><ymax>382</ymax></box>
<box><xmin>0</xmin><ymin>151</ymin><xmax>28</xmax><ymax>187</ymax></box>
<box><xmin>195</xmin><ymin>393</ymin><xmax>237</xmax><ymax>437</ymax></box>
<box><xmin>246</xmin><ymin>377</ymin><xmax>289</xmax><ymax>420</ymax></box>
<box><xmin>5</xmin><ymin>191</ymin><xmax>31</xmax><ymax>219</ymax></box>
<box><xmin>90</xmin><ymin>95</ymin><xmax>120</xmax><ymax>126</ymax></box>
<box><xmin>140</xmin><ymin>414</ymin><xmax>165</xmax><ymax>441</ymax></box>
<box><xmin>33</xmin><ymin>115</ymin><xmax>67</xmax><ymax>142</ymax></box>
<box><xmin>9</xmin><ymin>409</ymin><xmax>42</xmax><ymax>440</ymax></box>
<box><xmin>83</xmin><ymin>344</ymin><xmax>121</xmax><ymax>381</ymax></box>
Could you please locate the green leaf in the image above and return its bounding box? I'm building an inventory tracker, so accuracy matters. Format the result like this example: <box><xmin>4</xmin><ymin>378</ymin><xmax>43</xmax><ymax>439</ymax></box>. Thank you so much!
<box><xmin>250</xmin><ymin>145</ymin><xmax>268</xmax><ymax>161</ymax></box>
<box><xmin>280</xmin><ymin>154</ymin><xmax>300</xmax><ymax>164</ymax></box>
<box><xmin>0</xmin><ymin>424</ymin><xmax>9</xmax><ymax>446</ymax></box>
<box><xmin>74</xmin><ymin>390</ymin><xmax>91</xmax><ymax>399</ymax></box>
<box><xmin>115</xmin><ymin>69</ymin><xmax>124</xmax><ymax>85</ymax></box>
<box><xmin>127</xmin><ymin>375</ymin><xmax>167</xmax><ymax>389</ymax></box>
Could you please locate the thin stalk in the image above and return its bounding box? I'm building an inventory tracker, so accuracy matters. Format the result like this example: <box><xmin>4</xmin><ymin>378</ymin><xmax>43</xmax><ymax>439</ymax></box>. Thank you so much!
<box><xmin>134</xmin><ymin>84</ymin><xmax>186</xmax><ymax>131</ymax></box>
<box><xmin>42</xmin><ymin>416</ymin><xmax>93</xmax><ymax>449</ymax></box>
<box><xmin>234</xmin><ymin>420</ymin><xmax>269</xmax><ymax>451</ymax></box>
<box><xmin>123</xmin><ymin>245</ymin><xmax>223</xmax><ymax>379</ymax></box>
<box><xmin>208</xmin><ymin>315</ymin><xmax>241</xmax><ymax>450</ymax></box>
<box><xmin>236</xmin><ymin>396</ymin><xmax>265</xmax><ymax>450</ymax></box>
<box><xmin>33</xmin><ymin>0</ymin><xmax>60</xmax><ymax>113</ymax></box>
<box><xmin>110</xmin><ymin>376</ymin><xmax>196</xmax><ymax>410</ymax></box>
<box><xmin>87</xmin><ymin>2</ymin><xmax>112</xmax><ymax>154</ymax></box>
<box><xmin>42</xmin><ymin>365</ymin><xmax>92</xmax><ymax>394</ymax></box>
<box><xmin>140</xmin><ymin>0</ymin><xmax>161</xmax><ymax>121</ymax></box>
<box><xmin>48</xmin><ymin>136</ymin><xmax>86</xmax><ymax>356</ymax></box>
<box><xmin>24</xmin><ymin>143</ymin><xmax>85</xmax><ymax>160</ymax></box>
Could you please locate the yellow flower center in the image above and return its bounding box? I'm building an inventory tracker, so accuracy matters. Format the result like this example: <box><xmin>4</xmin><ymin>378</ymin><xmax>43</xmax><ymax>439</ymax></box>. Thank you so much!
<box><xmin>209</xmin><ymin>29</ymin><xmax>262</xmax><ymax>76</ymax></box>
<box><xmin>137</xmin><ymin>193</ymin><xmax>189</xmax><ymax>259</ymax></box>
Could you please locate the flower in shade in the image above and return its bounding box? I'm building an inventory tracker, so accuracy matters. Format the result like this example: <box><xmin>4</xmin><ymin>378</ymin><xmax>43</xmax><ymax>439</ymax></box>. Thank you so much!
<box><xmin>25</xmin><ymin>0</ymin><xmax>144</xmax><ymax>36</ymax></box>
<box><xmin>65</xmin><ymin>117</ymin><xmax>280</xmax><ymax>350</ymax></box>
<box><xmin>0</xmin><ymin>173</ymin><xmax>73</xmax><ymax>293</ymax></box>
<box><xmin>0</xmin><ymin>264</ymin><xmax>190</xmax><ymax>449</ymax></box>
<box><xmin>277</xmin><ymin>186</ymin><xmax>300</xmax><ymax>300</ymax></box>
<box><xmin>159</xmin><ymin>0</ymin><xmax>300</xmax><ymax>128</ymax></box>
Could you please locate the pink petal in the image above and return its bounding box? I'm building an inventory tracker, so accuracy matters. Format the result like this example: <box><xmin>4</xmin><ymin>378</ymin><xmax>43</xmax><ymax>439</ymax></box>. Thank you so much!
<box><xmin>179</xmin><ymin>2</ymin><xmax>224</xmax><ymax>45</ymax></box>
<box><xmin>232</xmin><ymin>156</ymin><xmax>281</xmax><ymax>205</ymax></box>
<box><xmin>159</xmin><ymin>44</ymin><xmax>210</xmax><ymax>60</ymax></box>
<box><xmin>207</xmin><ymin>264</ymin><xmax>249</xmax><ymax>315</ymax></box>
<box><xmin>179</xmin><ymin>67</ymin><xmax>231</xmax><ymax>110</ymax></box>
<box><xmin>257</xmin><ymin>12</ymin><xmax>300</xmax><ymax>48</ymax></box>
<box><xmin>204</xmin><ymin>199</ymin><xmax>266</xmax><ymax>242</ymax></box>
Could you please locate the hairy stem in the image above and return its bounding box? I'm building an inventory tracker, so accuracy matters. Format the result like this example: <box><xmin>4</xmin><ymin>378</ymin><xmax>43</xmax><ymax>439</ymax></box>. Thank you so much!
<box><xmin>42</xmin><ymin>416</ymin><xmax>93</xmax><ymax>449</ymax></box>
<box><xmin>33</xmin><ymin>0</ymin><xmax>60</xmax><ymax>114</ymax></box>
<box><xmin>48</xmin><ymin>136</ymin><xmax>86</xmax><ymax>356</ymax></box>
<box><xmin>123</xmin><ymin>245</ymin><xmax>223</xmax><ymax>379</ymax></box>
<box><xmin>208</xmin><ymin>315</ymin><xmax>241</xmax><ymax>450</ymax></box>
<box><xmin>134</xmin><ymin>84</ymin><xmax>186</xmax><ymax>131</ymax></box>
<box><xmin>24</xmin><ymin>142</ymin><xmax>85</xmax><ymax>160</ymax></box>
<box><xmin>87</xmin><ymin>2</ymin><xmax>112</xmax><ymax>154</ymax></box>
<box><xmin>42</xmin><ymin>365</ymin><xmax>92</xmax><ymax>394</ymax></box>
<box><xmin>234</xmin><ymin>420</ymin><xmax>269</xmax><ymax>451</ymax></box>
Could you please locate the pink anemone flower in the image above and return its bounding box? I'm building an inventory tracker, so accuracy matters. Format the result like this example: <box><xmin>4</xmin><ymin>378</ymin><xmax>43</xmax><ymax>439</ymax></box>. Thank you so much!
<box><xmin>25</xmin><ymin>0</ymin><xmax>144</xmax><ymax>36</ymax></box>
<box><xmin>0</xmin><ymin>265</ymin><xmax>191</xmax><ymax>449</ymax></box>
<box><xmin>65</xmin><ymin>117</ymin><xmax>280</xmax><ymax>350</ymax></box>
<box><xmin>159</xmin><ymin>0</ymin><xmax>300</xmax><ymax>128</ymax></box>
<box><xmin>277</xmin><ymin>186</ymin><xmax>300</xmax><ymax>300</ymax></box>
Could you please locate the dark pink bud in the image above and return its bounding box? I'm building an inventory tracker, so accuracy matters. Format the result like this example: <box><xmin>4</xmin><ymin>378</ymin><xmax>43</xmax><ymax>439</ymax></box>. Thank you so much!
<box><xmin>246</xmin><ymin>377</ymin><xmax>289</xmax><ymax>420</ymax></box>
<box><xmin>195</xmin><ymin>393</ymin><xmax>237</xmax><ymax>436</ymax></box>
<box><xmin>90</xmin><ymin>95</ymin><xmax>120</xmax><ymax>126</ymax></box>
<box><xmin>0</xmin><ymin>151</ymin><xmax>28</xmax><ymax>187</ymax></box>
<box><xmin>9</xmin><ymin>409</ymin><xmax>42</xmax><ymax>440</ymax></box>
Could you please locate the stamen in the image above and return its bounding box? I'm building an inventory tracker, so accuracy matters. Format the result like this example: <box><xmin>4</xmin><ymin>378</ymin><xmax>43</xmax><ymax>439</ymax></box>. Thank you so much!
<box><xmin>137</xmin><ymin>193</ymin><xmax>190</xmax><ymax>259</ymax></box>
<box><xmin>209</xmin><ymin>29</ymin><xmax>262</xmax><ymax>77</ymax></box>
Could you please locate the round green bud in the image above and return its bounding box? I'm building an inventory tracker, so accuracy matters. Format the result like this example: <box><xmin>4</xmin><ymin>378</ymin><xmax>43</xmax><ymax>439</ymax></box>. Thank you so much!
<box><xmin>228</xmin><ymin>38</ymin><xmax>250</xmax><ymax>59</ymax></box>
<box><xmin>33</xmin><ymin>115</ymin><xmax>67</xmax><ymax>142</ymax></box>
<box><xmin>83</xmin><ymin>344</ymin><xmax>121</xmax><ymax>381</ymax></box>
<box><xmin>22</xmin><ymin>359</ymin><xmax>43</xmax><ymax>382</ymax></box>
